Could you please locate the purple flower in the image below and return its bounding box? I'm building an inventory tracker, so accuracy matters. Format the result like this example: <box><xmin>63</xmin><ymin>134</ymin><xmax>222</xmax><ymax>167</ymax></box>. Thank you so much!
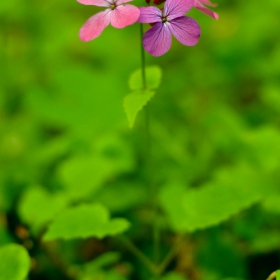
<box><xmin>78</xmin><ymin>0</ymin><xmax>140</xmax><ymax>42</ymax></box>
<box><xmin>194</xmin><ymin>0</ymin><xmax>218</xmax><ymax>19</ymax></box>
<box><xmin>138</xmin><ymin>0</ymin><xmax>201</xmax><ymax>56</ymax></box>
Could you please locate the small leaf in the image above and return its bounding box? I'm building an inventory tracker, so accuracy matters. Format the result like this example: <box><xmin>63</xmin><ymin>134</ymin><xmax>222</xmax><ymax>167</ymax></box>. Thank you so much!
<box><xmin>80</xmin><ymin>252</ymin><xmax>120</xmax><ymax>276</ymax></box>
<box><xmin>0</xmin><ymin>244</ymin><xmax>30</xmax><ymax>280</ymax></box>
<box><xmin>43</xmin><ymin>204</ymin><xmax>130</xmax><ymax>241</ymax></box>
<box><xmin>123</xmin><ymin>89</ymin><xmax>155</xmax><ymax>128</ymax></box>
<box><xmin>129</xmin><ymin>65</ymin><xmax>162</xmax><ymax>90</ymax></box>
<box><xmin>18</xmin><ymin>185</ymin><xmax>68</xmax><ymax>234</ymax></box>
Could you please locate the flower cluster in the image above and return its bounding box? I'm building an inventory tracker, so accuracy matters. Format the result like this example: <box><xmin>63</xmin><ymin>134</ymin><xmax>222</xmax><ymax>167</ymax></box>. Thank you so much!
<box><xmin>77</xmin><ymin>0</ymin><xmax>218</xmax><ymax>56</ymax></box>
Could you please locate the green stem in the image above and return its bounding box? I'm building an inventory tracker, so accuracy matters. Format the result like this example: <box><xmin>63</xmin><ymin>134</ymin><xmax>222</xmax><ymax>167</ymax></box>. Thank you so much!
<box><xmin>40</xmin><ymin>241</ymin><xmax>79</xmax><ymax>280</ymax></box>
<box><xmin>140</xmin><ymin>23</ymin><xmax>160</xmax><ymax>269</ymax></box>
<box><xmin>119</xmin><ymin>236</ymin><xmax>158</xmax><ymax>275</ymax></box>
<box><xmin>157</xmin><ymin>235</ymin><xmax>185</xmax><ymax>275</ymax></box>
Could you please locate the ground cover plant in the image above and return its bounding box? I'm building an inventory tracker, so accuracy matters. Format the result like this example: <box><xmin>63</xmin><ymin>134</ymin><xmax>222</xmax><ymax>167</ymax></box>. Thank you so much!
<box><xmin>1</xmin><ymin>0</ymin><xmax>280</xmax><ymax>279</ymax></box>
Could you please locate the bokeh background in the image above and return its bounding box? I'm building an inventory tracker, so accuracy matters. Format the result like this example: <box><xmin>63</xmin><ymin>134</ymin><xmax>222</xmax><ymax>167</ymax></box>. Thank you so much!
<box><xmin>1</xmin><ymin>0</ymin><xmax>280</xmax><ymax>279</ymax></box>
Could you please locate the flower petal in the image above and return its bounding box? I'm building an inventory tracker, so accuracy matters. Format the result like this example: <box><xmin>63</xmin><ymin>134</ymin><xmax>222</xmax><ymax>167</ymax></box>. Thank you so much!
<box><xmin>116</xmin><ymin>0</ymin><xmax>134</xmax><ymax>4</ymax></box>
<box><xmin>169</xmin><ymin>16</ymin><xmax>200</xmax><ymax>46</ymax></box>
<box><xmin>143</xmin><ymin>22</ymin><xmax>172</xmax><ymax>56</ymax></box>
<box><xmin>195</xmin><ymin>5</ymin><xmax>218</xmax><ymax>19</ymax></box>
<box><xmin>110</xmin><ymin>4</ymin><xmax>140</xmax><ymax>28</ymax></box>
<box><xmin>77</xmin><ymin>0</ymin><xmax>109</xmax><ymax>7</ymax></box>
<box><xmin>194</xmin><ymin>0</ymin><xmax>218</xmax><ymax>19</ymax></box>
<box><xmin>137</xmin><ymin>7</ymin><xmax>162</xmax><ymax>23</ymax></box>
<box><xmin>197</xmin><ymin>0</ymin><xmax>217</xmax><ymax>7</ymax></box>
<box><xmin>79</xmin><ymin>10</ymin><xmax>111</xmax><ymax>41</ymax></box>
<box><xmin>164</xmin><ymin>0</ymin><xmax>194</xmax><ymax>20</ymax></box>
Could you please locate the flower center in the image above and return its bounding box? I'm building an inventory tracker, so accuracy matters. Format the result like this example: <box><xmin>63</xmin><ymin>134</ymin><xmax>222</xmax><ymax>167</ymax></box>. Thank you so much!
<box><xmin>161</xmin><ymin>16</ymin><xmax>167</xmax><ymax>23</ymax></box>
<box><xmin>110</xmin><ymin>3</ymin><xmax>116</xmax><ymax>9</ymax></box>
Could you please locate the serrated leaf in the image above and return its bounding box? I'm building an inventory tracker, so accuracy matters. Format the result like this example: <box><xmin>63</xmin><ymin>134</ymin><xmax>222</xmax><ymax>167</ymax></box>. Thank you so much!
<box><xmin>123</xmin><ymin>89</ymin><xmax>155</xmax><ymax>128</ymax></box>
<box><xmin>43</xmin><ymin>204</ymin><xmax>130</xmax><ymax>241</ymax></box>
<box><xmin>0</xmin><ymin>244</ymin><xmax>30</xmax><ymax>280</ymax></box>
<box><xmin>18</xmin><ymin>186</ymin><xmax>68</xmax><ymax>234</ymax></box>
<box><xmin>129</xmin><ymin>65</ymin><xmax>162</xmax><ymax>90</ymax></box>
<box><xmin>160</xmin><ymin>165</ymin><xmax>262</xmax><ymax>232</ymax></box>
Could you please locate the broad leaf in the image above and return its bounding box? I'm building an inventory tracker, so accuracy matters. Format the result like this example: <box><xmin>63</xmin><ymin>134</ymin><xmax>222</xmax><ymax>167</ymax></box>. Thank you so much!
<box><xmin>0</xmin><ymin>244</ymin><xmax>30</xmax><ymax>280</ymax></box>
<box><xmin>242</xmin><ymin>126</ymin><xmax>280</xmax><ymax>172</ymax></box>
<box><xmin>123</xmin><ymin>89</ymin><xmax>155</xmax><ymax>128</ymax></box>
<box><xmin>43</xmin><ymin>203</ymin><xmax>130</xmax><ymax>241</ymax></box>
<box><xmin>129</xmin><ymin>65</ymin><xmax>162</xmax><ymax>90</ymax></box>
<box><xmin>160</xmin><ymin>165</ymin><xmax>262</xmax><ymax>232</ymax></box>
<box><xmin>58</xmin><ymin>135</ymin><xmax>135</xmax><ymax>201</ymax></box>
<box><xmin>58</xmin><ymin>156</ymin><xmax>120</xmax><ymax>201</ymax></box>
<box><xmin>18</xmin><ymin>186</ymin><xmax>68</xmax><ymax>234</ymax></box>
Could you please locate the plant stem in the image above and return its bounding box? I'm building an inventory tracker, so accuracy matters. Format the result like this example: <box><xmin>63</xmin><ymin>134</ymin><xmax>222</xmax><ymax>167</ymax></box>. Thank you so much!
<box><xmin>119</xmin><ymin>236</ymin><xmax>159</xmax><ymax>275</ymax></box>
<box><xmin>157</xmin><ymin>235</ymin><xmax>185</xmax><ymax>275</ymax></box>
<box><xmin>140</xmin><ymin>24</ymin><xmax>146</xmax><ymax>89</ymax></box>
<box><xmin>40</xmin><ymin>241</ymin><xmax>79</xmax><ymax>280</ymax></box>
<box><xmin>140</xmin><ymin>23</ymin><xmax>160</xmax><ymax>269</ymax></box>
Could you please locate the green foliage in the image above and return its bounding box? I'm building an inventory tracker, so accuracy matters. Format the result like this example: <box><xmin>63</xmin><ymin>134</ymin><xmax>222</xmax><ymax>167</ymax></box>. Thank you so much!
<box><xmin>18</xmin><ymin>185</ymin><xmax>68</xmax><ymax>234</ymax></box>
<box><xmin>43</xmin><ymin>204</ymin><xmax>130</xmax><ymax>241</ymax></box>
<box><xmin>93</xmin><ymin>182</ymin><xmax>147</xmax><ymax>212</ymax></box>
<box><xmin>123</xmin><ymin>66</ymin><xmax>162</xmax><ymax>128</ymax></box>
<box><xmin>78</xmin><ymin>252</ymin><xmax>128</xmax><ymax>280</ymax></box>
<box><xmin>0</xmin><ymin>244</ymin><xmax>30</xmax><ymax>280</ymax></box>
<box><xmin>159</xmin><ymin>272</ymin><xmax>188</xmax><ymax>280</ymax></box>
<box><xmin>129</xmin><ymin>66</ymin><xmax>162</xmax><ymax>90</ymax></box>
<box><xmin>123</xmin><ymin>89</ymin><xmax>155</xmax><ymax>128</ymax></box>
<box><xmin>160</xmin><ymin>165</ymin><xmax>261</xmax><ymax>232</ymax></box>
<box><xmin>1</xmin><ymin>0</ymin><xmax>280</xmax><ymax>279</ymax></box>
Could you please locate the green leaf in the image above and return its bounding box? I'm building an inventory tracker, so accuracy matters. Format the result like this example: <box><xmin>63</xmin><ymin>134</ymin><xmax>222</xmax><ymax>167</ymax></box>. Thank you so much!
<box><xmin>242</xmin><ymin>126</ymin><xmax>280</xmax><ymax>172</ymax></box>
<box><xmin>78</xmin><ymin>252</ymin><xmax>128</xmax><ymax>280</ymax></box>
<box><xmin>250</xmin><ymin>231</ymin><xmax>280</xmax><ymax>253</ymax></box>
<box><xmin>123</xmin><ymin>89</ymin><xmax>155</xmax><ymax>128</ymax></box>
<box><xmin>129</xmin><ymin>65</ymin><xmax>162</xmax><ymax>90</ymax></box>
<box><xmin>83</xmin><ymin>252</ymin><xmax>121</xmax><ymax>272</ymax></box>
<box><xmin>0</xmin><ymin>244</ymin><xmax>30</xmax><ymax>280</ymax></box>
<box><xmin>43</xmin><ymin>203</ymin><xmax>130</xmax><ymax>241</ymax></box>
<box><xmin>94</xmin><ymin>182</ymin><xmax>147</xmax><ymax>212</ymax></box>
<box><xmin>160</xmin><ymin>165</ymin><xmax>262</xmax><ymax>232</ymax></box>
<box><xmin>58</xmin><ymin>156</ymin><xmax>118</xmax><ymax>201</ymax></box>
<box><xmin>18</xmin><ymin>186</ymin><xmax>68</xmax><ymax>234</ymax></box>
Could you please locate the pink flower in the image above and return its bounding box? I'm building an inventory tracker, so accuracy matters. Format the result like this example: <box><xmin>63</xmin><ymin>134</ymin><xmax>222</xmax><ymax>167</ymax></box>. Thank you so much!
<box><xmin>138</xmin><ymin>0</ymin><xmax>201</xmax><ymax>56</ymax></box>
<box><xmin>78</xmin><ymin>0</ymin><xmax>140</xmax><ymax>42</ymax></box>
<box><xmin>194</xmin><ymin>0</ymin><xmax>218</xmax><ymax>19</ymax></box>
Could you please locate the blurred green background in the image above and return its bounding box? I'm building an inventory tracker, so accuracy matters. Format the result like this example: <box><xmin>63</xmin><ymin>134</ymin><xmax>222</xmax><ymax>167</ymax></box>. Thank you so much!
<box><xmin>1</xmin><ymin>0</ymin><xmax>280</xmax><ymax>279</ymax></box>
